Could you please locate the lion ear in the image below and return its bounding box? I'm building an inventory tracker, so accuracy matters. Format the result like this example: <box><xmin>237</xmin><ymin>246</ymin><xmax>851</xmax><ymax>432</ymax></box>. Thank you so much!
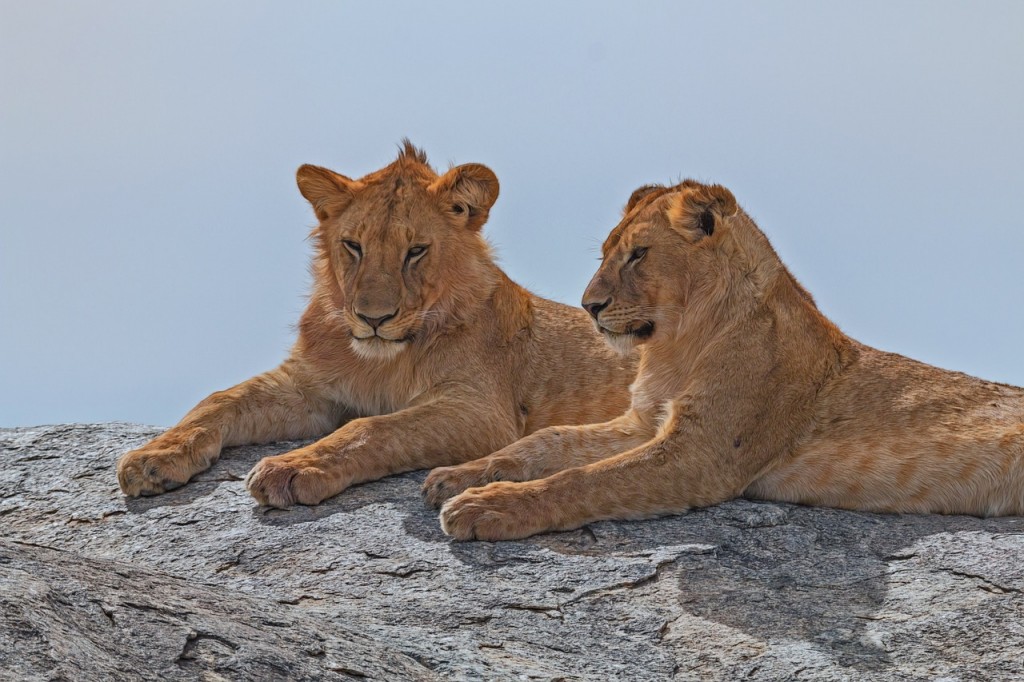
<box><xmin>624</xmin><ymin>184</ymin><xmax>665</xmax><ymax>214</ymax></box>
<box><xmin>667</xmin><ymin>183</ymin><xmax>738</xmax><ymax>241</ymax></box>
<box><xmin>428</xmin><ymin>163</ymin><xmax>500</xmax><ymax>231</ymax></box>
<box><xmin>296</xmin><ymin>165</ymin><xmax>360</xmax><ymax>222</ymax></box>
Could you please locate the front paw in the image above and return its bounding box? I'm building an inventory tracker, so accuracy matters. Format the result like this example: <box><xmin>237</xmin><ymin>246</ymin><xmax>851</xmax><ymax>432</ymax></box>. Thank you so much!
<box><xmin>423</xmin><ymin>464</ymin><xmax>495</xmax><ymax>508</ymax></box>
<box><xmin>117</xmin><ymin>428</ymin><xmax>220</xmax><ymax>497</ymax></box>
<box><xmin>439</xmin><ymin>482</ymin><xmax>552</xmax><ymax>542</ymax></box>
<box><xmin>245</xmin><ymin>451</ymin><xmax>343</xmax><ymax>508</ymax></box>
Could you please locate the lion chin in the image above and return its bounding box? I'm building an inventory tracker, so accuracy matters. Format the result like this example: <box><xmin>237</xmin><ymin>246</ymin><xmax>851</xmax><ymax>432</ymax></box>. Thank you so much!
<box><xmin>599</xmin><ymin>321</ymin><xmax>654</xmax><ymax>357</ymax></box>
<box><xmin>600</xmin><ymin>330</ymin><xmax>642</xmax><ymax>357</ymax></box>
<box><xmin>349</xmin><ymin>337</ymin><xmax>409</xmax><ymax>361</ymax></box>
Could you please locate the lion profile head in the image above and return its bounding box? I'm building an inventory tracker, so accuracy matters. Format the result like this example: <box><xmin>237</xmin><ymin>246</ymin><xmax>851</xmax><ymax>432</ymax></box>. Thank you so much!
<box><xmin>296</xmin><ymin>141</ymin><xmax>501</xmax><ymax>360</ymax></box>
<box><xmin>583</xmin><ymin>179</ymin><xmax>796</xmax><ymax>354</ymax></box>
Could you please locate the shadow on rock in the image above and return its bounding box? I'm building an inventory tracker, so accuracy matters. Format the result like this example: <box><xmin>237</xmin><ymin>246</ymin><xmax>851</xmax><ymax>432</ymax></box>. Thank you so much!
<box><xmin>528</xmin><ymin>499</ymin><xmax>1024</xmax><ymax>671</ymax></box>
<box><xmin>124</xmin><ymin>480</ymin><xmax>231</xmax><ymax>513</ymax></box>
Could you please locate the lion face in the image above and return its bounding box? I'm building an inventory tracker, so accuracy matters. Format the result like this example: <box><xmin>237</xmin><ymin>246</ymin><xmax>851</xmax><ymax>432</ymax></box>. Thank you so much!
<box><xmin>582</xmin><ymin>181</ymin><xmax>738</xmax><ymax>354</ymax></box>
<box><xmin>297</xmin><ymin>143</ymin><xmax>500</xmax><ymax>360</ymax></box>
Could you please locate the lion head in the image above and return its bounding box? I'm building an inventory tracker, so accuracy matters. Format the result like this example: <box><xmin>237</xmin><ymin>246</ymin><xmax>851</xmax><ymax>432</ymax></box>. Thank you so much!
<box><xmin>582</xmin><ymin>180</ymin><xmax>753</xmax><ymax>354</ymax></box>
<box><xmin>297</xmin><ymin>142</ymin><xmax>500</xmax><ymax>360</ymax></box>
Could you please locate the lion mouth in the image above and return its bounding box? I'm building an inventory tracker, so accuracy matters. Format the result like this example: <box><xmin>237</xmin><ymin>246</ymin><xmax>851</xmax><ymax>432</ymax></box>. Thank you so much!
<box><xmin>626</xmin><ymin>321</ymin><xmax>655</xmax><ymax>338</ymax></box>
<box><xmin>349</xmin><ymin>332</ymin><xmax>416</xmax><ymax>361</ymax></box>
<box><xmin>352</xmin><ymin>333</ymin><xmax>415</xmax><ymax>344</ymax></box>
<box><xmin>599</xmin><ymin>321</ymin><xmax>655</xmax><ymax>339</ymax></box>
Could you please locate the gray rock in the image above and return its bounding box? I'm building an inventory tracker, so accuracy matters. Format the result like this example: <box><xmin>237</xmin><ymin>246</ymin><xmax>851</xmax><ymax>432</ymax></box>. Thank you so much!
<box><xmin>2</xmin><ymin>423</ymin><xmax>1023</xmax><ymax>681</ymax></box>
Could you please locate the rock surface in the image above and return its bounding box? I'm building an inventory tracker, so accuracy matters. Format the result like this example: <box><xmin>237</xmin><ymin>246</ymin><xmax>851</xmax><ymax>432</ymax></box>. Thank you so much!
<box><xmin>2</xmin><ymin>423</ymin><xmax>1023</xmax><ymax>681</ymax></box>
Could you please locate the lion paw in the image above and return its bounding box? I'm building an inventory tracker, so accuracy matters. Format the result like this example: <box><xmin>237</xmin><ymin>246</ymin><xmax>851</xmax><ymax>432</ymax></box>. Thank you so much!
<box><xmin>439</xmin><ymin>482</ymin><xmax>551</xmax><ymax>541</ymax></box>
<box><xmin>116</xmin><ymin>429</ymin><xmax>219</xmax><ymax>497</ymax></box>
<box><xmin>245</xmin><ymin>452</ymin><xmax>342</xmax><ymax>508</ymax></box>
<box><xmin>422</xmin><ymin>464</ymin><xmax>496</xmax><ymax>508</ymax></box>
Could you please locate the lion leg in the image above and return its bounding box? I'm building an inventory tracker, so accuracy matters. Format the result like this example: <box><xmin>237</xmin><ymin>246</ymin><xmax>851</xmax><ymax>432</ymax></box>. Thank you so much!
<box><xmin>245</xmin><ymin>392</ymin><xmax>520</xmax><ymax>508</ymax></box>
<box><xmin>440</xmin><ymin>424</ymin><xmax>757</xmax><ymax>541</ymax></box>
<box><xmin>422</xmin><ymin>413</ymin><xmax>653</xmax><ymax>508</ymax></box>
<box><xmin>117</xmin><ymin>361</ymin><xmax>340</xmax><ymax>497</ymax></box>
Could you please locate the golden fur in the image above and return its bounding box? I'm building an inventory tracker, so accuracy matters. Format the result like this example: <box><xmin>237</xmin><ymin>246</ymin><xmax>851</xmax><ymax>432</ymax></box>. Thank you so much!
<box><xmin>117</xmin><ymin>143</ymin><xmax>635</xmax><ymax>505</ymax></box>
<box><xmin>426</xmin><ymin>180</ymin><xmax>1024</xmax><ymax>540</ymax></box>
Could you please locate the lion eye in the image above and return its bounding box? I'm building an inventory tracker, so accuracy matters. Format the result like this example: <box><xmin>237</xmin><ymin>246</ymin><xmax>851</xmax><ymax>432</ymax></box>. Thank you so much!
<box><xmin>628</xmin><ymin>247</ymin><xmax>648</xmax><ymax>264</ymax></box>
<box><xmin>342</xmin><ymin>240</ymin><xmax>362</xmax><ymax>257</ymax></box>
<box><xmin>405</xmin><ymin>245</ymin><xmax>428</xmax><ymax>263</ymax></box>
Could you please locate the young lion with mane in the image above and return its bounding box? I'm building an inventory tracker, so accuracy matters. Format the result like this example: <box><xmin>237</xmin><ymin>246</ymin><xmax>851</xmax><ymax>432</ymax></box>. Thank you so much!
<box><xmin>117</xmin><ymin>143</ymin><xmax>635</xmax><ymax>505</ymax></box>
<box><xmin>426</xmin><ymin>180</ymin><xmax>1024</xmax><ymax>540</ymax></box>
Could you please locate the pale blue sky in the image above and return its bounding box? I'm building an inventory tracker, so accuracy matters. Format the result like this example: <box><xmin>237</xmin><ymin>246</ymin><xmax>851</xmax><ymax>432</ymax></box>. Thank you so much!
<box><xmin>2</xmin><ymin>1</ymin><xmax>1022</xmax><ymax>427</ymax></box>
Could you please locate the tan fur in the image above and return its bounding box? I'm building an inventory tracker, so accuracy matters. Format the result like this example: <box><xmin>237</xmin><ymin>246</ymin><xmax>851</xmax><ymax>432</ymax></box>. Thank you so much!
<box><xmin>429</xmin><ymin>180</ymin><xmax>1024</xmax><ymax>541</ymax></box>
<box><xmin>117</xmin><ymin>142</ymin><xmax>635</xmax><ymax>505</ymax></box>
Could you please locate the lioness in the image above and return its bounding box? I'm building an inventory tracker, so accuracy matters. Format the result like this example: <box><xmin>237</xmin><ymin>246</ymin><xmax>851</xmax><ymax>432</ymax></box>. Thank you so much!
<box><xmin>117</xmin><ymin>143</ymin><xmax>635</xmax><ymax>506</ymax></box>
<box><xmin>425</xmin><ymin>180</ymin><xmax>1024</xmax><ymax>540</ymax></box>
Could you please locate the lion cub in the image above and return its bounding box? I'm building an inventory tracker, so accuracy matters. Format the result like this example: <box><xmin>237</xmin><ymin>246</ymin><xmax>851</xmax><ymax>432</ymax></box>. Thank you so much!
<box><xmin>425</xmin><ymin>180</ymin><xmax>1024</xmax><ymax>540</ymax></box>
<box><xmin>117</xmin><ymin>143</ymin><xmax>635</xmax><ymax>506</ymax></box>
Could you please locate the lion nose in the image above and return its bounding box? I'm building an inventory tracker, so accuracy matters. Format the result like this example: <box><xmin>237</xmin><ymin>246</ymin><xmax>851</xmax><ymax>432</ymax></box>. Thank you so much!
<box><xmin>356</xmin><ymin>311</ymin><xmax>397</xmax><ymax>330</ymax></box>
<box><xmin>582</xmin><ymin>298</ymin><xmax>611</xmax><ymax>320</ymax></box>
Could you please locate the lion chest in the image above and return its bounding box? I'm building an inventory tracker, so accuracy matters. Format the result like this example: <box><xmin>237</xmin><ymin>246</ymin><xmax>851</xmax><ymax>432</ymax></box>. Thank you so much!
<box><xmin>629</xmin><ymin>363</ymin><xmax>694</xmax><ymax>423</ymax></box>
<box><xmin>321</xmin><ymin>361</ymin><xmax>428</xmax><ymax>418</ymax></box>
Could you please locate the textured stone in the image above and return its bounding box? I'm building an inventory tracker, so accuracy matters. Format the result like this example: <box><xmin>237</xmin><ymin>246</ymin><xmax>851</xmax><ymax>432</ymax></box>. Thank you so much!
<box><xmin>1</xmin><ymin>423</ymin><xmax>1023</xmax><ymax>680</ymax></box>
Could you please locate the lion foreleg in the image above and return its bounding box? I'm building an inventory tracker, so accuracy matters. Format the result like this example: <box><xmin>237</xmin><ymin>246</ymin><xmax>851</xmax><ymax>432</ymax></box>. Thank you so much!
<box><xmin>439</xmin><ymin>403</ymin><xmax>764</xmax><ymax>541</ymax></box>
<box><xmin>245</xmin><ymin>390</ymin><xmax>520</xmax><ymax>508</ymax></box>
<box><xmin>422</xmin><ymin>413</ymin><xmax>653</xmax><ymax>507</ymax></box>
<box><xmin>117</xmin><ymin>361</ymin><xmax>340</xmax><ymax>496</ymax></box>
